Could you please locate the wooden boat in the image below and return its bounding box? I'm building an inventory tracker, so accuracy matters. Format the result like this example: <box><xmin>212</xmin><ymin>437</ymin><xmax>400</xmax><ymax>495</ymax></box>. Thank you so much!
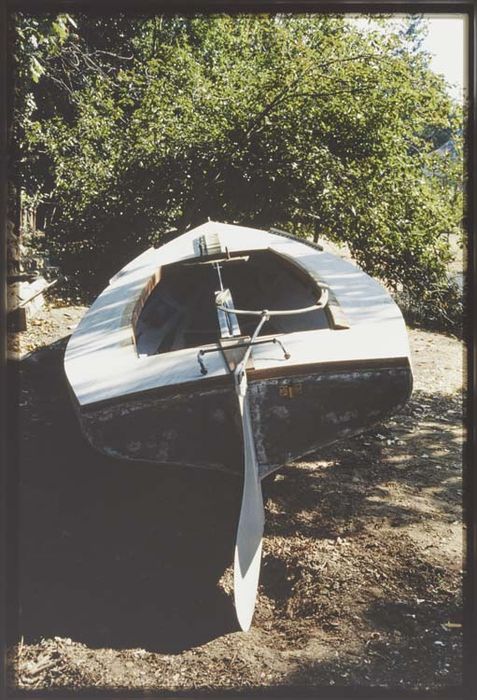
<box><xmin>64</xmin><ymin>221</ymin><xmax>413</xmax><ymax>629</ymax></box>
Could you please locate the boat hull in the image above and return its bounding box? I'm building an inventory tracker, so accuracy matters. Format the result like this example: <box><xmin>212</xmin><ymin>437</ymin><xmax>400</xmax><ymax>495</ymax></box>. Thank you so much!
<box><xmin>76</xmin><ymin>359</ymin><xmax>412</xmax><ymax>478</ymax></box>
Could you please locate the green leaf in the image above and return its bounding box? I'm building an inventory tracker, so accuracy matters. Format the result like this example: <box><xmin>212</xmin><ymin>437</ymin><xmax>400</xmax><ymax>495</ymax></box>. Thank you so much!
<box><xmin>30</xmin><ymin>56</ymin><xmax>44</xmax><ymax>83</ymax></box>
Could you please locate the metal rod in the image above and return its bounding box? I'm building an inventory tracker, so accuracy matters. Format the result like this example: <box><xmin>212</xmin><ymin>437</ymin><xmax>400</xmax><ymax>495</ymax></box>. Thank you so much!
<box><xmin>272</xmin><ymin>337</ymin><xmax>291</xmax><ymax>359</ymax></box>
<box><xmin>196</xmin><ymin>328</ymin><xmax>290</xmax><ymax>375</ymax></box>
<box><xmin>214</xmin><ymin>261</ymin><xmax>224</xmax><ymax>292</ymax></box>
<box><xmin>199</xmin><ymin>338</ymin><xmax>271</xmax><ymax>357</ymax></box>
<box><xmin>235</xmin><ymin>312</ymin><xmax>269</xmax><ymax>385</ymax></box>
<box><xmin>216</xmin><ymin>288</ymin><xmax>328</xmax><ymax>317</ymax></box>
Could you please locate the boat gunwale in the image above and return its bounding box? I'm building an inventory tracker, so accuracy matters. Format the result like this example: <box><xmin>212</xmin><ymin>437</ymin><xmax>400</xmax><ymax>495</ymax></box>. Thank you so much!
<box><xmin>78</xmin><ymin>355</ymin><xmax>412</xmax><ymax>413</ymax></box>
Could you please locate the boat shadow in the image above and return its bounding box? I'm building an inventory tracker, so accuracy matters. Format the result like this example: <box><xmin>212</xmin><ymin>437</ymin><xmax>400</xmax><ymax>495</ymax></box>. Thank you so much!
<box><xmin>10</xmin><ymin>339</ymin><xmax>242</xmax><ymax>653</ymax></box>
<box><xmin>9</xmin><ymin>337</ymin><xmax>462</xmax><ymax>656</ymax></box>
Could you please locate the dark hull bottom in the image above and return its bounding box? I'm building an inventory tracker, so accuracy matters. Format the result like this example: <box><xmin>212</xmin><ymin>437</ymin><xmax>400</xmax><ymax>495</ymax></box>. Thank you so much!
<box><xmin>78</xmin><ymin>361</ymin><xmax>412</xmax><ymax>478</ymax></box>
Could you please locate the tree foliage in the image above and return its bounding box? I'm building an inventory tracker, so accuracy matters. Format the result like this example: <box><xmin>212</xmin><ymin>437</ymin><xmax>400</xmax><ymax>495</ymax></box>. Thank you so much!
<box><xmin>11</xmin><ymin>13</ymin><xmax>463</xmax><ymax>328</ymax></box>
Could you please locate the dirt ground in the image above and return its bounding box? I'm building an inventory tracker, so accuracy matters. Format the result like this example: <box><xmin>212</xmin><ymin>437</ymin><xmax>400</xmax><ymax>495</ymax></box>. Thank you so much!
<box><xmin>6</xmin><ymin>301</ymin><xmax>464</xmax><ymax>694</ymax></box>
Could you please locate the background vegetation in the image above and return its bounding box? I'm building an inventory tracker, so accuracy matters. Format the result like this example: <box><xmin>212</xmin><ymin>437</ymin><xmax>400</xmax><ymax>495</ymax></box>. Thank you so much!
<box><xmin>9</xmin><ymin>13</ymin><xmax>464</xmax><ymax>331</ymax></box>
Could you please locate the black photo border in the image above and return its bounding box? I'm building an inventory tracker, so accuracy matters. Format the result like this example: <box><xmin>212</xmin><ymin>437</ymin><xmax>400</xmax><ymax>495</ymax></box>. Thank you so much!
<box><xmin>1</xmin><ymin>1</ymin><xmax>475</xmax><ymax>698</ymax></box>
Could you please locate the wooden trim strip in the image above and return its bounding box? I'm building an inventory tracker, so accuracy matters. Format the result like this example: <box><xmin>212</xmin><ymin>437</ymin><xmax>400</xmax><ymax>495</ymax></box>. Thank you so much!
<box><xmin>269</xmin><ymin>227</ymin><xmax>324</xmax><ymax>251</ymax></box>
<box><xmin>80</xmin><ymin>356</ymin><xmax>411</xmax><ymax>412</ymax></box>
<box><xmin>120</xmin><ymin>268</ymin><xmax>161</xmax><ymax>351</ymax></box>
<box><xmin>248</xmin><ymin>356</ymin><xmax>411</xmax><ymax>381</ymax></box>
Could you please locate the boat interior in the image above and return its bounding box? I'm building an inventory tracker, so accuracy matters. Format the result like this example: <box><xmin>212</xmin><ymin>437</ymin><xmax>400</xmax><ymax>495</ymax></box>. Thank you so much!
<box><xmin>134</xmin><ymin>249</ymin><xmax>330</xmax><ymax>357</ymax></box>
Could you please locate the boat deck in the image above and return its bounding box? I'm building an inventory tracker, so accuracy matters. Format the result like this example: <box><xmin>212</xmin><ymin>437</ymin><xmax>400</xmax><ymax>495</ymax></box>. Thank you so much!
<box><xmin>64</xmin><ymin>222</ymin><xmax>411</xmax><ymax>408</ymax></box>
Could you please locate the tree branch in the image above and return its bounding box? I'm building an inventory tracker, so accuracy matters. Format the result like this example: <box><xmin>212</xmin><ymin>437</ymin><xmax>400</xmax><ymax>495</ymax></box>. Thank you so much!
<box><xmin>245</xmin><ymin>52</ymin><xmax>392</xmax><ymax>138</ymax></box>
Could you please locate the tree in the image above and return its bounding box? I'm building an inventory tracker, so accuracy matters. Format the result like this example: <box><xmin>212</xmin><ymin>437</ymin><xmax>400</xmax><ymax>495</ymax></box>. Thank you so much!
<box><xmin>11</xmin><ymin>13</ymin><xmax>463</xmax><ymax>328</ymax></box>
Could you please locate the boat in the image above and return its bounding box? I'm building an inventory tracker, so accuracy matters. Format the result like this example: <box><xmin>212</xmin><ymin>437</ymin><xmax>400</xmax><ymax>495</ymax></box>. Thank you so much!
<box><xmin>64</xmin><ymin>221</ymin><xmax>413</xmax><ymax>630</ymax></box>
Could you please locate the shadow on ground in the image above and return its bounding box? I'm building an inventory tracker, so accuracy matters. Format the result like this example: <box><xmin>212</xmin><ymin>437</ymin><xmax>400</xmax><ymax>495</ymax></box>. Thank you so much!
<box><xmin>8</xmin><ymin>332</ymin><xmax>463</xmax><ymax>664</ymax></box>
<box><xmin>9</xmin><ymin>339</ymin><xmax>241</xmax><ymax>653</ymax></box>
<box><xmin>281</xmin><ymin>591</ymin><xmax>462</xmax><ymax>690</ymax></box>
<box><xmin>263</xmin><ymin>386</ymin><xmax>462</xmax><ymax>543</ymax></box>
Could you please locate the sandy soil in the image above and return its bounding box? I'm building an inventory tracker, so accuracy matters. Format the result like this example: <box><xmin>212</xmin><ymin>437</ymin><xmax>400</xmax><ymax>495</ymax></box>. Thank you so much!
<box><xmin>6</xmin><ymin>302</ymin><xmax>464</xmax><ymax>693</ymax></box>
